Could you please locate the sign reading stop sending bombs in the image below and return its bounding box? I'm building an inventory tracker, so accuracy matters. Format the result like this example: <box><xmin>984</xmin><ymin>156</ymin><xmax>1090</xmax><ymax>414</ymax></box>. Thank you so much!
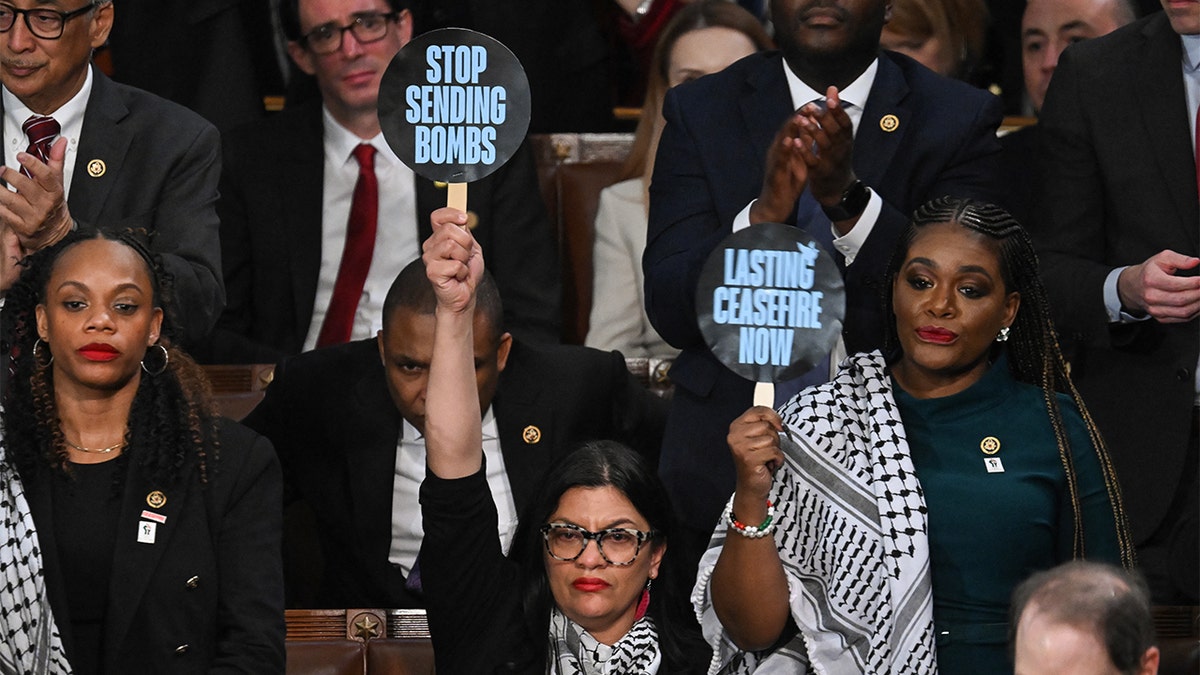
<box><xmin>380</xmin><ymin>28</ymin><xmax>531</xmax><ymax>184</ymax></box>
<box><xmin>697</xmin><ymin>223</ymin><xmax>845</xmax><ymax>383</ymax></box>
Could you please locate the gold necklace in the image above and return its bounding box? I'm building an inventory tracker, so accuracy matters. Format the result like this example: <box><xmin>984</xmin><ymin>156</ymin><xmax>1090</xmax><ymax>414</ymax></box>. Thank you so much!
<box><xmin>64</xmin><ymin>439</ymin><xmax>125</xmax><ymax>454</ymax></box>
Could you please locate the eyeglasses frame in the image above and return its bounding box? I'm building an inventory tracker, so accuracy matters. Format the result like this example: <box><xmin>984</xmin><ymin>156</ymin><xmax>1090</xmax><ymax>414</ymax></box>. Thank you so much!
<box><xmin>540</xmin><ymin>522</ymin><xmax>658</xmax><ymax>567</ymax></box>
<box><xmin>298</xmin><ymin>11</ymin><xmax>400</xmax><ymax>55</ymax></box>
<box><xmin>0</xmin><ymin>2</ymin><xmax>99</xmax><ymax>40</ymax></box>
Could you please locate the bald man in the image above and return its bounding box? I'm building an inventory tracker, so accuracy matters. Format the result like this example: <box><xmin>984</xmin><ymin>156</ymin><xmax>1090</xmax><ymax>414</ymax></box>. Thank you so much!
<box><xmin>1011</xmin><ymin>561</ymin><xmax>1159</xmax><ymax>675</ymax></box>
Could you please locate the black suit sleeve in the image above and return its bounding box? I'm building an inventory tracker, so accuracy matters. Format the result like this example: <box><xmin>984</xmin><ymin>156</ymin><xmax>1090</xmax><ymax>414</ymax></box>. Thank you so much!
<box><xmin>602</xmin><ymin>348</ymin><xmax>668</xmax><ymax>467</ymax></box>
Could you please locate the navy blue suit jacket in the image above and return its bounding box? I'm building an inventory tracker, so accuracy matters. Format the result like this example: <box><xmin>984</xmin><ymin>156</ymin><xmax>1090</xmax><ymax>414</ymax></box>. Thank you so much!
<box><xmin>643</xmin><ymin>50</ymin><xmax>1004</xmax><ymax>530</ymax></box>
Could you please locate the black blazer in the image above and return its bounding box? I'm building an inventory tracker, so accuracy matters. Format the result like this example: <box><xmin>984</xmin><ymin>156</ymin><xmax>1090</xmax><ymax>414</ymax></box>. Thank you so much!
<box><xmin>0</xmin><ymin>68</ymin><xmax>225</xmax><ymax>347</ymax></box>
<box><xmin>243</xmin><ymin>338</ymin><xmax>667</xmax><ymax>608</ymax></box>
<box><xmin>1032</xmin><ymin>13</ymin><xmax>1199</xmax><ymax>543</ymax></box>
<box><xmin>643</xmin><ymin>50</ymin><xmax>1005</xmax><ymax>531</ymax></box>
<box><xmin>22</xmin><ymin>420</ymin><xmax>285</xmax><ymax>674</ymax></box>
<box><xmin>206</xmin><ymin>101</ymin><xmax>561</xmax><ymax>364</ymax></box>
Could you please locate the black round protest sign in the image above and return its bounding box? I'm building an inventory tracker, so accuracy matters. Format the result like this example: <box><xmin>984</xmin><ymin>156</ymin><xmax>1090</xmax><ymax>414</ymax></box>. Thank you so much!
<box><xmin>696</xmin><ymin>223</ymin><xmax>845</xmax><ymax>383</ymax></box>
<box><xmin>379</xmin><ymin>28</ymin><xmax>531</xmax><ymax>183</ymax></box>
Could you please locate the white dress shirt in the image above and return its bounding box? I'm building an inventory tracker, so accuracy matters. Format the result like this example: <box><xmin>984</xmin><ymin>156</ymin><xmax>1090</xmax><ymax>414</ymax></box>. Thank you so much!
<box><xmin>3</xmin><ymin>64</ymin><xmax>92</xmax><ymax>198</ymax></box>
<box><xmin>303</xmin><ymin>107</ymin><xmax>419</xmax><ymax>351</ymax></box>
<box><xmin>388</xmin><ymin>408</ymin><xmax>518</xmax><ymax>575</ymax></box>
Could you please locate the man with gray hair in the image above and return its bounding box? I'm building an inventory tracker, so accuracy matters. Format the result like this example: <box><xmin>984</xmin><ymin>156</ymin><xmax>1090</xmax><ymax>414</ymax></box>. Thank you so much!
<box><xmin>1010</xmin><ymin>561</ymin><xmax>1159</xmax><ymax>675</ymax></box>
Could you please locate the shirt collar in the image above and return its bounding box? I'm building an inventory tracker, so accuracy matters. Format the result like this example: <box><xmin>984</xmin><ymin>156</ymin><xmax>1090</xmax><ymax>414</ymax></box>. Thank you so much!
<box><xmin>783</xmin><ymin>57</ymin><xmax>879</xmax><ymax>110</ymax></box>
<box><xmin>1183</xmin><ymin>34</ymin><xmax>1200</xmax><ymax>73</ymax></box>
<box><xmin>401</xmin><ymin>405</ymin><xmax>497</xmax><ymax>442</ymax></box>
<box><xmin>3</xmin><ymin>63</ymin><xmax>92</xmax><ymax>137</ymax></box>
<box><xmin>321</xmin><ymin>105</ymin><xmax>400</xmax><ymax>167</ymax></box>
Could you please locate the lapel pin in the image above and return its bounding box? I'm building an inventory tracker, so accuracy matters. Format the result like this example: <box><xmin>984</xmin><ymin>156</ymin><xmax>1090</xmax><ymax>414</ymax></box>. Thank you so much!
<box><xmin>879</xmin><ymin>114</ymin><xmax>899</xmax><ymax>133</ymax></box>
<box><xmin>137</xmin><ymin>520</ymin><xmax>157</xmax><ymax>544</ymax></box>
<box><xmin>522</xmin><ymin>425</ymin><xmax>541</xmax><ymax>444</ymax></box>
<box><xmin>140</xmin><ymin>510</ymin><xmax>167</xmax><ymax>524</ymax></box>
<box><xmin>86</xmin><ymin>159</ymin><xmax>105</xmax><ymax>177</ymax></box>
<box><xmin>981</xmin><ymin>436</ymin><xmax>1003</xmax><ymax>473</ymax></box>
<box><xmin>146</xmin><ymin>490</ymin><xmax>167</xmax><ymax>509</ymax></box>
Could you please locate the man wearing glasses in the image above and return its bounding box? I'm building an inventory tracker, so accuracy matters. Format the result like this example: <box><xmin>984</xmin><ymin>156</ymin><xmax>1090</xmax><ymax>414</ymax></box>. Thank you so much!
<box><xmin>0</xmin><ymin>0</ymin><xmax>223</xmax><ymax>346</ymax></box>
<box><xmin>206</xmin><ymin>0</ymin><xmax>560</xmax><ymax>365</ymax></box>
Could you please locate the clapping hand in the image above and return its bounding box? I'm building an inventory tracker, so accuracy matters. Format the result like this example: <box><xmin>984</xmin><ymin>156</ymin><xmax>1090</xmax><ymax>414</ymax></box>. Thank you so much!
<box><xmin>0</xmin><ymin>137</ymin><xmax>73</xmax><ymax>253</ymax></box>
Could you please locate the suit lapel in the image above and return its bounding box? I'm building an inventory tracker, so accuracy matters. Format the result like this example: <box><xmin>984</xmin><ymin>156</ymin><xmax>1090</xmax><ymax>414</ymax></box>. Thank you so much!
<box><xmin>21</xmin><ymin>471</ymin><xmax>75</xmax><ymax>659</ymax></box>
<box><xmin>1136</xmin><ymin>16</ymin><xmax>1198</xmax><ymax>242</ymax></box>
<box><xmin>855</xmin><ymin>55</ymin><xmax>910</xmax><ymax>189</ymax></box>
<box><xmin>492</xmin><ymin>345</ymin><xmax>555</xmax><ymax>518</ymax></box>
<box><xmin>344</xmin><ymin>360</ymin><xmax>404</xmax><ymax>560</ymax></box>
<box><xmin>104</xmin><ymin>457</ymin><xmax>194</xmax><ymax>665</ymax></box>
<box><xmin>70</xmin><ymin>72</ymin><xmax>133</xmax><ymax>223</ymax></box>
<box><xmin>737</xmin><ymin>56</ymin><xmax>793</xmax><ymax>222</ymax></box>
<box><xmin>275</xmin><ymin>105</ymin><xmax>327</xmax><ymax>336</ymax></box>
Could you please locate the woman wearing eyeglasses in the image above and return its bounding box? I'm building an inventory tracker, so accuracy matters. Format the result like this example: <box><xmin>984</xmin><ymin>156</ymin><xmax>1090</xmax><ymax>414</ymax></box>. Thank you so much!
<box><xmin>416</xmin><ymin>209</ymin><xmax>707</xmax><ymax>674</ymax></box>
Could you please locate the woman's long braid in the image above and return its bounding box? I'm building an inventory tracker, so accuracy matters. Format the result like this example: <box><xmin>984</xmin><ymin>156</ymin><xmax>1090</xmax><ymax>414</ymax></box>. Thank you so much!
<box><xmin>893</xmin><ymin>197</ymin><xmax>1135</xmax><ymax>568</ymax></box>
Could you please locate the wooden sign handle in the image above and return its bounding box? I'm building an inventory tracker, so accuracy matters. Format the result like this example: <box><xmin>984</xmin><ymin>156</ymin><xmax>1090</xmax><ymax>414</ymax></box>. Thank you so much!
<box><xmin>448</xmin><ymin>182</ymin><xmax>468</xmax><ymax>211</ymax></box>
<box><xmin>753</xmin><ymin>382</ymin><xmax>774</xmax><ymax>408</ymax></box>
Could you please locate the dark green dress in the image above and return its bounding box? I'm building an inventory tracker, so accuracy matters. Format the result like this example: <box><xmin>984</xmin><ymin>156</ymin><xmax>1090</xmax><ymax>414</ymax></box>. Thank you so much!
<box><xmin>892</xmin><ymin>354</ymin><xmax>1121</xmax><ymax>674</ymax></box>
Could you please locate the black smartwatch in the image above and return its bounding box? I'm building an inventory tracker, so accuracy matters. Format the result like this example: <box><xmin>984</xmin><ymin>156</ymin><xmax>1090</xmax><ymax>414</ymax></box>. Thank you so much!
<box><xmin>822</xmin><ymin>180</ymin><xmax>870</xmax><ymax>222</ymax></box>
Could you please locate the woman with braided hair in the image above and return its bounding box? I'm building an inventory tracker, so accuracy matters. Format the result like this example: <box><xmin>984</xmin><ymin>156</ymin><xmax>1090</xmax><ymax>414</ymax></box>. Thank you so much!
<box><xmin>0</xmin><ymin>229</ymin><xmax>284</xmax><ymax>674</ymax></box>
<box><xmin>698</xmin><ymin>197</ymin><xmax>1133</xmax><ymax>674</ymax></box>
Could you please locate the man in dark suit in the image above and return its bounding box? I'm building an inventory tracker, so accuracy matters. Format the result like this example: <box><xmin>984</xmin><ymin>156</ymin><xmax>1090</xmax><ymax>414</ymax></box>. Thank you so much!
<box><xmin>207</xmin><ymin>0</ymin><xmax>560</xmax><ymax>365</ymax></box>
<box><xmin>0</xmin><ymin>0</ymin><xmax>223</xmax><ymax>346</ymax></box>
<box><xmin>643</xmin><ymin>0</ymin><xmax>1005</xmax><ymax>538</ymax></box>
<box><xmin>244</xmin><ymin>254</ymin><xmax>665</xmax><ymax>608</ymax></box>
<box><xmin>1031</xmin><ymin>5</ymin><xmax>1199</xmax><ymax>602</ymax></box>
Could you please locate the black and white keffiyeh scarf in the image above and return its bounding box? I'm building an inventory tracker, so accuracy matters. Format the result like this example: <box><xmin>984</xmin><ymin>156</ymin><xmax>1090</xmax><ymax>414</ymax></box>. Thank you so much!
<box><xmin>548</xmin><ymin>606</ymin><xmax>661</xmax><ymax>674</ymax></box>
<box><xmin>0</xmin><ymin>429</ymin><xmax>72</xmax><ymax>675</ymax></box>
<box><xmin>694</xmin><ymin>351</ymin><xmax>938</xmax><ymax>674</ymax></box>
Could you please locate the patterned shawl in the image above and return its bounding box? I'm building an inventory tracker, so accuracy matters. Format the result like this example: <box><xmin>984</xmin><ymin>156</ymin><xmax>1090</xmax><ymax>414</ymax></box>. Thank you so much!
<box><xmin>548</xmin><ymin>607</ymin><xmax>661</xmax><ymax>674</ymax></box>
<box><xmin>0</xmin><ymin>426</ymin><xmax>72</xmax><ymax>675</ymax></box>
<box><xmin>694</xmin><ymin>351</ymin><xmax>938</xmax><ymax>674</ymax></box>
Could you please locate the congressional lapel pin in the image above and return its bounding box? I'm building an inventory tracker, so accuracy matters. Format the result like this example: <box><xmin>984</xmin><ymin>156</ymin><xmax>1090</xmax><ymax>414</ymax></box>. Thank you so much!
<box><xmin>981</xmin><ymin>436</ymin><xmax>1003</xmax><ymax>473</ymax></box>
<box><xmin>879</xmin><ymin>114</ymin><xmax>899</xmax><ymax>133</ymax></box>
<box><xmin>522</xmin><ymin>425</ymin><xmax>541</xmax><ymax>444</ymax></box>
<box><xmin>86</xmin><ymin>159</ymin><xmax>105</xmax><ymax>178</ymax></box>
<box><xmin>146</xmin><ymin>490</ymin><xmax>167</xmax><ymax>509</ymax></box>
<box><xmin>137</xmin><ymin>520</ymin><xmax>157</xmax><ymax>544</ymax></box>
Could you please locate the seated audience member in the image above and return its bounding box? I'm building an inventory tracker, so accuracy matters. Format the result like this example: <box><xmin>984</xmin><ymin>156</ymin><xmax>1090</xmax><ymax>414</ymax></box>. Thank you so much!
<box><xmin>207</xmin><ymin>0</ymin><xmax>560</xmax><ymax>365</ymax></box>
<box><xmin>244</xmin><ymin>209</ymin><xmax>667</xmax><ymax>609</ymax></box>
<box><xmin>879</xmin><ymin>0</ymin><xmax>988</xmax><ymax>80</ymax></box>
<box><xmin>1010</xmin><ymin>561</ymin><xmax>1159</xmax><ymax>675</ymax></box>
<box><xmin>417</xmin><ymin>214</ymin><xmax>708</xmax><ymax>674</ymax></box>
<box><xmin>587</xmin><ymin>0</ymin><xmax>772</xmax><ymax>358</ymax></box>
<box><xmin>0</xmin><ymin>229</ymin><xmax>284</xmax><ymax>673</ymax></box>
<box><xmin>700</xmin><ymin>199</ymin><xmax>1132</xmax><ymax>674</ymax></box>
<box><xmin>1030</xmin><ymin>3</ymin><xmax>1198</xmax><ymax>604</ymax></box>
<box><xmin>999</xmin><ymin>0</ymin><xmax>1134</xmax><ymax>224</ymax></box>
<box><xmin>0</xmin><ymin>0</ymin><xmax>224</xmax><ymax>347</ymax></box>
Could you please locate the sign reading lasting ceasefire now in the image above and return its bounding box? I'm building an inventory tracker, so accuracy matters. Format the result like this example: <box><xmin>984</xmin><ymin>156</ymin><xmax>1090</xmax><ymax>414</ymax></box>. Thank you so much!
<box><xmin>379</xmin><ymin>28</ymin><xmax>531</xmax><ymax>184</ymax></box>
<box><xmin>697</xmin><ymin>223</ymin><xmax>845</xmax><ymax>383</ymax></box>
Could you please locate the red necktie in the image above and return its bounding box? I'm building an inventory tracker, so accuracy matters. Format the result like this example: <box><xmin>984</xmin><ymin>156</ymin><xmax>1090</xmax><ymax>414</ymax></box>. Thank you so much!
<box><xmin>21</xmin><ymin>115</ymin><xmax>59</xmax><ymax>178</ymax></box>
<box><xmin>316</xmin><ymin>143</ymin><xmax>378</xmax><ymax>348</ymax></box>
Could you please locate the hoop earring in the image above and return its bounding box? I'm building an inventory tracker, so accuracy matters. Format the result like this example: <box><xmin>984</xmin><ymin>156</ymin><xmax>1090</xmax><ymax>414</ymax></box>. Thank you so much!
<box><xmin>141</xmin><ymin>344</ymin><xmax>169</xmax><ymax>376</ymax></box>
<box><xmin>32</xmin><ymin>338</ymin><xmax>53</xmax><ymax>366</ymax></box>
<box><xmin>995</xmin><ymin>326</ymin><xmax>1010</xmax><ymax>343</ymax></box>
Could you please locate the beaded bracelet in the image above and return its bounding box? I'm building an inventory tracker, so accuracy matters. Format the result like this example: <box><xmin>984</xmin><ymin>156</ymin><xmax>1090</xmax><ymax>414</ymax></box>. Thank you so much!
<box><xmin>723</xmin><ymin>499</ymin><xmax>776</xmax><ymax>538</ymax></box>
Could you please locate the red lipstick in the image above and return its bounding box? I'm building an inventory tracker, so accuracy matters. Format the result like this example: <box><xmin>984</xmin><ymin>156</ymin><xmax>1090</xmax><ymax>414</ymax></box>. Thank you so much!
<box><xmin>79</xmin><ymin>343</ymin><xmax>120</xmax><ymax>361</ymax></box>
<box><xmin>572</xmin><ymin>578</ymin><xmax>610</xmax><ymax>592</ymax></box>
<box><xmin>916</xmin><ymin>326</ymin><xmax>957</xmax><ymax>344</ymax></box>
